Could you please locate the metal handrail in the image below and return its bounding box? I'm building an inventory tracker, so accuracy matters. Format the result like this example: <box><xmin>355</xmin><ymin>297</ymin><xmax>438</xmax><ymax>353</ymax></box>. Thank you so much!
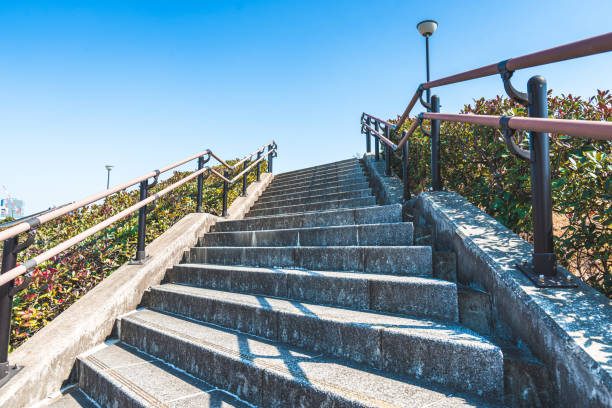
<box><xmin>362</xmin><ymin>113</ymin><xmax>396</xmax><ymax>130</ymax></box>
<box><xmin>0</xmin><ymin>140</ymin><xmax>277</xmax><ymax>381</ymax></box>
<box><xmin>0</xmin><ymin>141</ymin><xmax>274</xmax><ymax>243</ymax></box>
<box><xmin>397</xmin><ymin>32</ymin><xmax>612</xmax><ymax>129</ymax></box>
<box><xmin>360</xmin><ymin>31</ymin><xmax>611</xmax><ymax>286</ymax></box>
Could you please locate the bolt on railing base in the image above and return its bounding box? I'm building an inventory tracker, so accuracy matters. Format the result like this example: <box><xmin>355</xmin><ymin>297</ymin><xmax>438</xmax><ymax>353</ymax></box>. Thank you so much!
<box><xmin>516</xmin><ymin>260</ymin><xmax>578</xmax><ymax>288</ymax></box>
<box><xmin>128</xmin><ymin>253</ymin><xmax>151</xmax><ymax>265</ymax></box>
<box><xmin>0</xmin><ymin>362</ymin><xmax>22</xmax><ymax>388</ymax></box>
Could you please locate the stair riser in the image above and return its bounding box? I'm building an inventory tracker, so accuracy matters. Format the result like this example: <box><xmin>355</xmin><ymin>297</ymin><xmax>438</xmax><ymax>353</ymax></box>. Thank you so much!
<box><xmin>265</xmin><ymin>175</ymin><xmax>368</xmax><ymax>193</ymax></box>
<box><xmin>272</xmin><ymin>168</ymin><xmax>365</xmax><ymax>185</ymax></box>
<box><xmin>263</xmin><ymin>180</ymin><xmax>370</xmax><ymax>198</ymax></box>
<box><xmin>274</xmin><ymin>164</ymin><xmax>363</xmax><ymax>182</ymax></box>
<box><xmin>276</xmin><ymin>159</ymin><xmax>359</xmax><ymax>178</ymax></box>
<box><xmin>169</xmin><ymin>266</ymin><xmax>458</xmax><ymax>321</ymax></box>
<box><xmin>246</xmin><ymin>197</ymin><xmax>377</xmax><ymax>218</ymax></box>
<box><xmin>119</xmin><ymin>318</ymin><xmax>364</xmax><ymax>408</ymax></box>
<box><xmin>213</xmin><ymin>205</ymin><xmax>402</xmax><ymax>232</ymax></box>
<box><xmin>78</xmin><ymin>359</ymin><xmax>148</xmax><ymax>408</ymax></box>
<box><xmin>257</xmin><ymin>182</ymin><xmax>370</xmax><ymax>204</ymax></box>
<box><xmin>146</xmin><ymin>290</ymin><xmax>502</xmax><ymax>398</ymax></box>
<box><xmin>200</xmin><ymin>223</ymin><xmax>414</xmax><ymax>247</ymax></box>
<box><xmin>251</xmin><ymin>190</ymin><xmax>372</xmax><ymax>211</ymax></box>
<box><xmin>188</xmin><ymin>246</ymin><xmax>432</xmax><ymax>276</ymax></box>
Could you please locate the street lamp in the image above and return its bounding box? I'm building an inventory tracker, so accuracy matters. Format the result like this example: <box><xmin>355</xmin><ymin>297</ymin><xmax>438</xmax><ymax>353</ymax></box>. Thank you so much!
<box><xmin>416</xmin><ymin>19</ymin><xmax>438</xmax><ymax>104</ymax></box>
<box><xmin>105</xmin><ymin>165</ymin><xmax>114</xmax><ymax>189</ymax></box>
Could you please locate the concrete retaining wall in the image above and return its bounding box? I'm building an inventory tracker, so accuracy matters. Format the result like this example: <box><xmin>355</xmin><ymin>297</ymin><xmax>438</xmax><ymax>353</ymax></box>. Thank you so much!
<box><xmin>1</xmin><ymin>173</ymin><xmax>273</xmax><ymax>408</ymax></box>
<box><xmin>415</xmin><ymin>191</ymin><xmax>612</xmax><ymax>408</ymax></box>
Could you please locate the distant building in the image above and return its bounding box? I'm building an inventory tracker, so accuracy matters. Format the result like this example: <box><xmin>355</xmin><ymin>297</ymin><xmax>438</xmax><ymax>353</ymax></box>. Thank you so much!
<box><xmin>0</xmin><ymin>198</ymin><xmax>24</xmax><ymax>220</ymax></box>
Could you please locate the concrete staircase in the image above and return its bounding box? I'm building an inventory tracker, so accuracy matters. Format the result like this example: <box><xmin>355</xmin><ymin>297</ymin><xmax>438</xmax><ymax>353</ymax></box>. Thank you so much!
<box><xmin>48</xmin><ymin>158</ymin><xmax>504</xmax><ymax>407</ymax></box>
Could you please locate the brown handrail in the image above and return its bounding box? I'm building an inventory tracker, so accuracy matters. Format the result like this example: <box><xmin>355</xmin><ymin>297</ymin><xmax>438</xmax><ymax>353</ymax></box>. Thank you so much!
<box><xmin>362</xmin><ymin>113</ymin><xmax>396</xmax><ymax>130</ymax></box>
<box><xmin>397</xmin><ymin>32</ymin><xmax>612</xmax><ymax>128</ymax></box>
<box><xmin>361</xmin><ymin>122</ymin><xmax>397</xmax><ymax>149</ymax></box>
<box><xmin>0</xmin><ymin>166</ymin><xmax>210</xmax><ymax>287</ymax></box>
<box><xmin>0</xmin><ymin>142</ymin><xmax>274</xmax><ymax>242</ymax></box>
<box><xmin>399</xmin><ymin>112</ymin><xmax>612</xmax><ymax>143</ymax></box>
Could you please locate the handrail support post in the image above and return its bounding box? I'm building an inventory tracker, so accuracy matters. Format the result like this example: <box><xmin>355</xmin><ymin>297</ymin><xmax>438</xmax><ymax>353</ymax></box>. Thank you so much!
<box><xmin>196</xmin><ymin>156</ymin><xmax>204</xmax><ymax>212</ymax></box>
<box><xmin>384</xmin><ymin>126</ymin><xmax>392</xmax><ymax>176</ymax></box>
<box><xmin>374</xmin><ymin>122</ymin><xmax>380</xmax><ymax>161</ymax></box>
<box><xmin>0</xmin><ymin>237</ymin><xmax>20</xmax><ymax>384</ymax></box>
<box><xmin>241</xmin><ymin>161</ymin><xmax>248</xmax><ymax>197</ymax></box>
<box><xmin>366</xmin><ymin>118</ymin><xmax>372</xmax><ymax>153</ymax></box>
<box><xmin>267</xmin><ymin>146</ymin><xmax>274</xmax><ymax>173</ymax></box>
<box><xmin>256</xmin><ymin>151</ymin><xmax>261</xmax><ymax>181</ymax></box>
<box><xmin>402</xmin><ymin>140</ymin><xmax>411</xmax><ymax>200</ymax></box>
<box><xmin>222</xmin><ymin>171</ymin><xmax>229</xmax><ymax>217</ymax></box>
<box><xmin>134</xmin><ymin>180</ymin><xmax>148</xmax><ymax>262</ymax></box>
<box><xmin>431</xmin><ymin>95</ymin><xmax>442</xmax><ymax>191</ymax></box>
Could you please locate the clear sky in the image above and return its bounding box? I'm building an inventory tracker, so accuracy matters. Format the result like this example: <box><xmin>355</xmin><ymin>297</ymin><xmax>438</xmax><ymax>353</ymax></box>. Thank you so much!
<box><xmin>1</xmin><ymin>0</ymin><xmax>611</xmax><ymax>213</ymax></box>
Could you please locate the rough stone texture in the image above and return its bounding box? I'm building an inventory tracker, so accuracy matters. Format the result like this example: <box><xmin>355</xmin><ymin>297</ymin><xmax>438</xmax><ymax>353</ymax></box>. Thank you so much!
<box><xmin>415</xmin><ymin>191</ymin><xmax>612</xmax><ymax>407</ymax></box>
<box><xmin>200</xmin><ymin>223</ymin><xmax>413</xmax><ymax>247</ymax></box>
<box><xmin>168</xmin><ymin>264</ymin><xmax>457</xmax><ymax>321</ymax></box>
<box><xmin>2</xmin><ymin>174</ymin><xmax>272</xmax><ymax>408</ymax></box>
<box><xmin>274</xmin><ymin>157</ymin><xmax>358</xmax><ymax>178</ymax></box>
<box><xmin>141</xmin><ymin>288</ymin><xmax>502</xmax><ymax>398</ymax></box>
<box><xmin>42</xmin><ymin>389</ymin><xmax>97</xmax><ymax>408</ymax></box>
<box><xmin>362</xmin><ymin>152</ymin><xmax>405</xmax><ymax>205</ymax></box>
<box><xmin>272</xmin><ymin>167</ymin><xmax>365</xmax><ymax>186</ymax></box>
<box><xmin>265</xmin><ymin>175</ymin><xmax>370</xmax><ymax>194</ymax></box>
<box><xmin>433</xmin><ymin>251</ymin><xmax>457</xmax><ymax>282</ymax></box>
<box><xmin>119</xmin><ymin>309</ymin><xmax>490</xmax><ymax>407</ymax></box>
<box><xmin>214</xmin><ymin>204</ymin><xmax>402</xmax><ymax>232</ymax></box>
<box><xmin>458</xmin><ymin>285</ymin><xmax>493</xmax><ymax>336</ymax></box>
<box><xmin>258</xmin><ymin>182</ymin><xmax>370</xmax><ymax>204</ymax></box>
<box><xmin>189</xmin><ymin>246</ymin><xmax>432</xmax><ymax>275</ymax></box>
<box><xmin>251</xmin><ymin>189</ymin><xmax>372</xmax><ymax>210</ymax></box>
<box><xmin>246</xmin><ymin>196</ymin><xmax>377</xmax><ymax>218</ymax></box>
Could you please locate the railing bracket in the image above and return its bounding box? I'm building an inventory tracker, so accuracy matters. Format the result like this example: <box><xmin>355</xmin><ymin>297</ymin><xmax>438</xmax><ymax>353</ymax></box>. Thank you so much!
<box><xmin>0</xmin><ymin>363</ymin><xmax>22</xmax><ymax>388</ymax></box>
<box><xmin>497</xmin><ymin>60</ymin><xmax>529</xmax><ymax>106</ymax></box>
<box><xmin>516</xmin><ymin>260</ymin><xmax>577</xmax><ymax>288</ymax></box>
<box><xmin>417</xmin><ymin>84</ymin><xmax>432</xmax><ymax>110</ymax></box>
<box><xmin>499</xmin><ymin>116</ymin><xmax>531</xmax><ymax>161</ymax></box>
<box><xmin>418</xmin><ymin>114</ymin><xmax>431</xmax><ymax>137</ymax></box>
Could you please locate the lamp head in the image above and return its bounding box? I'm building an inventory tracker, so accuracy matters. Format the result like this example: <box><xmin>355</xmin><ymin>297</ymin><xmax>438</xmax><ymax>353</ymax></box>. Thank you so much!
<box><xmin>417</xmin><ymin>20</ymin><xmax>438</xmax><ymax>37</ymax></box>
<box><xmin>105</xmin><ymin>165</ymin><xmax>114</xmax><ymax>171</ymax></box>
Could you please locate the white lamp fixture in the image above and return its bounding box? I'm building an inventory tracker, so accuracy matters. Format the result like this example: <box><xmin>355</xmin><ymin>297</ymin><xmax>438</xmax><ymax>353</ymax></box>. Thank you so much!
<box><xmin>416</xmin><ymin>20</ymin><xmax>438</xmax><ymax>37</ymax></box>
<box><xmin>105</xmin><ymin>165</ymin><xmax>114</xmax><ymax>172</ymax></box>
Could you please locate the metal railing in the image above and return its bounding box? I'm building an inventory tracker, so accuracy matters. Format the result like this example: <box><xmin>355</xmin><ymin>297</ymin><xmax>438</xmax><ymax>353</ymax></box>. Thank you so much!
<box><xmin>361</xmin><ymin>31</ymin><xmax>612</xmax><ymax>288</ymax></box>
<box><xmin>0</xmin><ymin>140</ymin><xmax>277</xmax><ymax>384</ymax></box>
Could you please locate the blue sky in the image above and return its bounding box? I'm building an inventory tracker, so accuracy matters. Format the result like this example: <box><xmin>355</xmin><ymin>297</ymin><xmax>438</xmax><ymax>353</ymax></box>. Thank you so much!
<box><xmin>1</xmin><ymin>0</ymin><xmax>611</xmax><ymax>213</ymax></box>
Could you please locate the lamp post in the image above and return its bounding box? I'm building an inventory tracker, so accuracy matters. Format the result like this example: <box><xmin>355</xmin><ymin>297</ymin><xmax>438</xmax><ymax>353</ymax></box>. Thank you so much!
<box><xmin>416</xmin><ymin>19</ymin><xmax>438</xmax><ymax>104</ymax></box>
<box><xmin>105</xmin><ymin>165</ymin><xmax>114</xmax><ymax>189</ymax></box>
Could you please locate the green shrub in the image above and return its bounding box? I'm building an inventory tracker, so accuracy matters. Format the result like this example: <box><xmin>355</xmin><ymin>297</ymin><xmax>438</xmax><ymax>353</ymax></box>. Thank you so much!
<box><xmin>2</xmin><ymin>160</ymin><xmax>266</xmax><ymax>350</ymax></box>
<box><xmin>389</xmin><ymin>90</ymin><xmax>611</xmax><ymax>297</ymax></box>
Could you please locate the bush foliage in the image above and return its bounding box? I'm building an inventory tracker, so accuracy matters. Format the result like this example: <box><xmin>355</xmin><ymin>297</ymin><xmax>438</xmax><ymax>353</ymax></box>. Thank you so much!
<box><xmin>389</xmin><ymin>90</ymin><xmax>611</xmax><ymax>297</ymax></box>
<box><xmin>1</xmin><ymin>160</ymin><xmax>266</xmax><ymax>350</ymax></box>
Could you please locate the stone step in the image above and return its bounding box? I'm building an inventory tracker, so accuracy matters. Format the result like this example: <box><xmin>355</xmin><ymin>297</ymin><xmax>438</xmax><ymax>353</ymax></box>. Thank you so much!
<box><xmin>199</xmin><ymin>223</ymin><xmax>414</xmax><ymax>247</ymax></box>
<box><xmin>274</xmin><ymin>162</ymin><xmax>364</xmax><ymax>180</ymax></box>
<box><xmin>267</xmin><ymin>171</ymin><xmax>367</xmax><ymax>192</ymax></box>
<box><xmin>167</xmin><ymin>264</ymin><xmax>457</xmax><ymax>321</ymax></box>
<box><xmin>213</xmin><ymin>204</ymin><xmax>402</xmax><ymax>232</ymax></box>
<box><xmin>251</xmin><ymin>189</ymin><xmax>373</xmax><ymax>211</ymax></box>
<box><xmin>275</xmin><ymin>158</ymin><xmax>359</xmax><ymax>178</ymax></box>
<box><xmin>187</xmin><ymin>245</ymin><xmax>432</xmax><ymax>276</ymax></box>
<box><xmin>263</xmin><ymin>177</ymin><xmax>370</xmax><ymax>198</ymax></box>
<box><xmin>257</xmin><ymin>181</ymin><xmax>371</xmax><ymax>204</ymax></box>
<box><xmin>271</xmin><ymin>167</ymin><xmax>365</xmax><ymax>185</ymax></box>
<box><xmin>44</xmin><ymin>388</ymin><xmax>97</xmax><ymax>407</ymax></box>
<box><xmin>246</xmin><ymin>196</ymin><xmax>377</xmax><ymax>218</ymax></box>
<box><xmin>144</xmin><ymin>286</ymin><xmax>503</xmax><ymax>399</ymax></box>
<box><xmin>266</xmin><ymin>175</ymin><xmax>368</xmax><ymax>194</ymax></box>
<box><xmin>120</xmin><ymin>309</ymin><xmax>501</xmax><ymax>406</ymax></box>
<box><xmin>77</xmin><ymin>342</ymin><xmax>249</xmax><ymax>407</ymax></box>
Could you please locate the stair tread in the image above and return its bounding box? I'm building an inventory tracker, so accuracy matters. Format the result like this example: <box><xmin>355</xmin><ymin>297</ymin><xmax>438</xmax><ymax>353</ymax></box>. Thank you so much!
<box><xmin>151</xmin><ymin>284</ymin><xmax>488</xmax><ymax>346</ymax></box>
<box><xmin>246</xmin><ymin>197</ymin><xmax>378</xmax><ymax>217</ymax></box>
<box><xmin>44</xmin><ymin>389</ymin><xmax>97</xmax><ymax>408</ymax></box>
<box><xmin>79</xmin><ymin>343</ymin><xmax>250</xmax><ymax>407</ymax></box>
<box><xmin>121</xmin><ymin>309</ymin><xmax>494</xmax><ymax>407</ymax></box>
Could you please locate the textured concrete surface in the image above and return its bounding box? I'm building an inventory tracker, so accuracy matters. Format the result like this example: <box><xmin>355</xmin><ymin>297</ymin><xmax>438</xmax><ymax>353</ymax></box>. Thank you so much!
<box><xmin>214</xmin><ymin>204</ymin><xmax>402</xmax><ymax>232</ymax></box>
<box><xmin>251</xmin><ymin>188</ymin><xmax>372</xmax><ymax>210</ymax></box>
<box><xmin>271</xmin><ymin>167</ymin><xmax>365</xmax><ymax>185</ymax></box>
<box><xmin>362</xmin><ymin>152</ymin><xmax>405</xmax><ymax>205</ymax></box>
<box><xmin>119</xmin><ymin>308</ymin><xmax>498</xmax><ymax>407</ymax></box>
<box><xmin>274</xmin><ymin>157</ymin><xmax>358</xmax><ymax>178</ymax></box>
<box><xmin>2</xmin><ymin>173</ymin><xmax>272</xmax><ymax>408</ymax></box>
<box><xmin>416</xmin><ymin>191</ymin><xmax>612</xmax><ymax>407</ymax></box>
<box><xmin>265</xmin><ymin>175</ymin><xmax>370</xmax><ymax>194</ymax></box>
<box><xmin>189</xmin><ymin>245</ymin><xmax>432</xmax><ymax>275</ymax></box>
<box><xmin>246</xmin><ymin>196</ymin><xmax>378</xmax><ymax>217</ymax></box>
<box><xmin>200</xmin><ymin>222</ymin><xmax>414</xmax><ymax>247</ymax></box>
<box><xmin>169</xmin><ymin>264</ymin><xmax>458</xmax><ymax>320</ymax></box>
<box><xmin>77</xmin><ymin>343</ymin><xmax>249</xmax><ymax>407</ymax></box>
<box><xmin>258</xmin><ymin>181</ymin><xmax>371</xmax><ymax>204</ymax></box>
